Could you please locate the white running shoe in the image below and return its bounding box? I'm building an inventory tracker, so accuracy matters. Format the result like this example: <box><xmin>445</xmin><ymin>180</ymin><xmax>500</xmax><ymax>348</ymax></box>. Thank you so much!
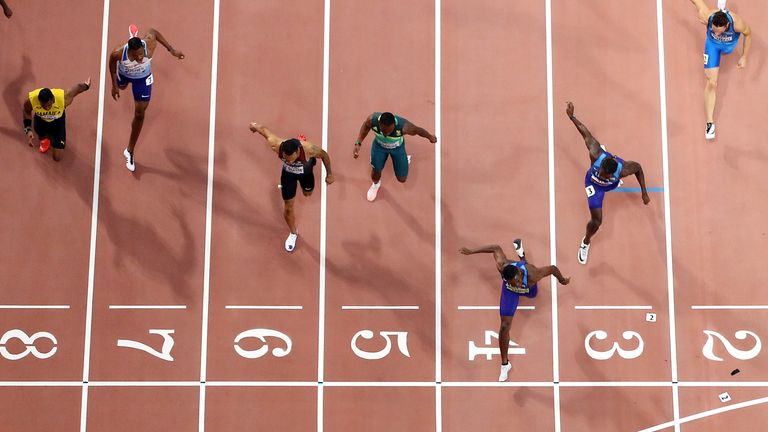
<box><xmin>285</xmin><ymin>232</ymin><xmax>298</xmax><ymax>252</ymax></box>
<box><xmin>123</xmin><ymin>148</ymin><xmax>136</xmax><ymax>172</ymax></box>
<box><xmin>705</xmin><ymin>122</ymin><xmax>716</xmax><ymax>140</ymax></box>
<box><xmin>367</xmin><ymin>181</ymin><xmax>381</xmax><ymax>202</ymax></box>
<box><xmin>578</xmin><ymin>238</ymin><xmax>590</xmax><ymax>265</ymax></box>
<box><xmin>498</xmin><ymin>362</ymin><xmax>512</xmax><ymax>382</ymax></box>
<box><xmin>717</xmin><ymin>0</ymin><xmax>727</xmax><ymax>11</ymax></box>
<box><xmin>407</xmin><ymin>154</ymin><xmax>412</xmax><ymax>165</ymax></box>
<box><xmin>513</xmin><ymin>239</ymin><xmax>524</xmax><ymax>259</ymax></box>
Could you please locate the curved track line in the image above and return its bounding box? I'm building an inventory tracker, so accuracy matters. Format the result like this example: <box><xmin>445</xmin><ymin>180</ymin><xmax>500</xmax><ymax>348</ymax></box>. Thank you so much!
<box><xmin>638</xmin><ymin>395</ymin><xmax>768</xmax><ymax>432</ymax></box>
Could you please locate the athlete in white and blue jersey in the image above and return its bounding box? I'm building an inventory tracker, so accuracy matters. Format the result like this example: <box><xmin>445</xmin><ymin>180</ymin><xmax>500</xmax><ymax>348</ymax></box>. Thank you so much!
<box><xmin>566</xmin><ymin>102</ymin><xmax>650</xmax><ymax>265</ymax></box>
<box><xmin>108</xmin><ymin>26</ymin><xmax>185</xmax><ymax>172</ymax></box>
<box><xmin>690</xmin><ymin>0</ymin><xmax>752</xmax><ymax>139</ymax></box>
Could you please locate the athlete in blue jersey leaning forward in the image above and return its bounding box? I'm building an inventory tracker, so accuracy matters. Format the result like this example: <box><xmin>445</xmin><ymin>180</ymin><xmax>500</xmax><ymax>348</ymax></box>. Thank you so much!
<box><xmin>689</xmin><ymin>0</ymin><xmax>752</xmax><ymax>140</ymax></box>
<box><xmin>108</xmin><ymin>25</ymin><xmax>185</xmax><ymax>172</ymax></box>
<box><xmin>353</xmin><ymin>112</ymin><xmax>437</xmax><ymax>202</ymax></box>
<box><xmin>460</xmin><ymin>240</ymin><xmax>569</xmax><ymax>381</ymax></box>
<box><xmin>566</xmin><ymin>102</ymin><xmax>650</xmax><ymax>265</ymax></box>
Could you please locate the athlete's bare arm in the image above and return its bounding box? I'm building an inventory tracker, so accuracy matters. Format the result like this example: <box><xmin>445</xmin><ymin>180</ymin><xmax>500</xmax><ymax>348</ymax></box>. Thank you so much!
<box><xmin>22</xmin><ymin>99</ymin><xmax>33</xmax><ymax>146</ymax></box>
<box><xmin>533</xmin><ymin>265</ymin><xmax>570</xmax><ymax>285</ymax></box>
<box><xmin>144</xmin><ymin>28</ymin><xmax>185</xmax><ymax>59</ymax></box>
<box><xmin>459</xmin><ymin>245</ymin><xmax>510</xmax><ymax>272</ymax></box>
<box><xmin>108</xmin><ymin>48</ymin><xmax>124</xmax><ymax>100</ymax></box>
<box><xmin>249</xmin><ymin>122</ymin><xmax>283</xmax><ymax>153</ymax></box>
<box><xmin>303</xmin><ymin>141</ymin><xmax>334</xmax><ymax>184</ymax></box>
<box><xmin>620</xmin><ymin>160</ymin><xmax>651</xmax><ymax>205</ymax></box>
<box><xmin>353</xmin><ymin>115</ymin><xmax>373</xmax><ymax>159</ymax></box>
<box><xmin>1</xmin><ymin>0</ymin><xmax>12</xmax><ymax>18</ymax></box>
<box><xmin>566</xmin><ymin>102</ymin><xmax>602</xmax><ymax>160</ymax></box>
<box><xmin>731</xmin><ymin>12</ymin><xmax>752</xmax><ymax>68</ymax></box>
<box><xmin>690</xmin><ymin>0</ymin><xmax>716</xmax><ymax>24</ymax></box>
<box><xmin>64</xmin><ymin>78</ymin><xmax>91</xmax><ymax>107</ymax></box>
<box><xmin>402</xmin><ymin>121</ymin><xmax>437</xmax><ymax>143</ymax></box>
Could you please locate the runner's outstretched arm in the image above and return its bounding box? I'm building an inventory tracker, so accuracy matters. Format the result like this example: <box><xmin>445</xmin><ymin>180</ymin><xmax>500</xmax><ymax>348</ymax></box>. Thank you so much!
<box><xmin>566</xmin><ymin>102</ymin><xmax>602</xmax><ymax>159</ymax></box>
<box><xmin>459</xmin><ymin>245</ymin><xmax>510</xmax><ymax>272</ymax></box>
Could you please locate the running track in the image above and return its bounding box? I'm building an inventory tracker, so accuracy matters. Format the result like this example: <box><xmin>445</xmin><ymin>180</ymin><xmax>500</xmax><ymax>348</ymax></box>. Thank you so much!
<box><xmin>0</xmin><ymin>0</ymin><xmax>767</xmax><ymax>430</ymax></box>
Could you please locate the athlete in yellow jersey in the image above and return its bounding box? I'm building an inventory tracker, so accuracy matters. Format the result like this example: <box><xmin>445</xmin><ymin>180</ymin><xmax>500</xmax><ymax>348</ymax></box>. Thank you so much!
<box><xmin>22</xmin><ymin>78</ymin><xmax>90</xmax><ymax>161</ymax></box>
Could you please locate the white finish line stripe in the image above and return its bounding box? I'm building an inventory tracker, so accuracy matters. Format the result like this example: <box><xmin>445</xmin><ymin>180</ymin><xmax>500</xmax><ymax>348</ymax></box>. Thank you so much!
<box><xmin>109</xmin><ymin>305</ymin><xmax>187</xmax><ymax>310</ymax></box>
<box><xmin>225</xmin><ymin>305</ymin><xmax>303</xmax><ymax>310</ymax></box>
<box><xmin>0</xmin><ymin>305</ymin><xmax>70</xmax><ymax>309</ymax></box>
<box><xmin>341</xmin><ymin>306</ymin><xmax>419</xmax><ymax>310</ymax></box>
<box><xmin>574</xmin><ymin>305</ymin><xmax>652</xmax><ymax>310</ymax></box>
<box><xmin>692</xmin><ymin>305</ymin><xmax>768</xmax><ymax>310</ymax></box>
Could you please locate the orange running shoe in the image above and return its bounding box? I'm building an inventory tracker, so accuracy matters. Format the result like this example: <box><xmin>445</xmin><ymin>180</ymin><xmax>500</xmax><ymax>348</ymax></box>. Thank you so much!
<box><xmin>39</xmin><ymin>138</ymin><xmax>51</xmax><ymax>153</ymax></box>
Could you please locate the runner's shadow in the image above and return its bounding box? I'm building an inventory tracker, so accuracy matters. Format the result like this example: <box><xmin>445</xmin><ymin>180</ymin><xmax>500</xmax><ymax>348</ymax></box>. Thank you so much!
<box><xmin>98</xmin><ymin>196</ymin><xmax>198</xmax><ymax>300</ymax></box>
<box><xmin>0</xmin><ymin>55</ymin><xmax>32</xmax><ymax>141</ymax></box>
<box><xmin>376</xmin><ymin>187</ymin><xmax>434</xmax><ymax>244</ymax></box>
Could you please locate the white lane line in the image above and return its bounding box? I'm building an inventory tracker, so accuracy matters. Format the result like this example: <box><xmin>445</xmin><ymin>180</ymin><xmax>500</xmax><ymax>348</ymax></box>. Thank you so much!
<box><xmin>341</xmin><ymin>305</ymin><xmax>420</xmax><ymax>310</ymax></box>
<box><xmin>199</xmin><ymin>1</ymin><xmax>221</xmax><ymax>431</ymax></box>
<box><xmin>458</xmin><ymin>306</ymin><xmax>535</xmax><ymax>311</ymax></box>
<box><xmin>544</xmin><ymin>0</ymin><xmax>560</xmax><ymax>430</ymax></box>
<box><xmin>81</xmin><ymin>0</ymin><xmax>111</xmax><ymax>430</ymax></box>
<box><xmin>0</xmin><ymin>305</ymin><xmax>70</xmax><ymax>309</ymax></box>
<box><xmin>109</xmin><ymin>305</ymin><xmax>187</xmax><ymax>310</ymax></box>
<box><xmin>638</xmin><ymin>395</ymin><xmax>768</xmax><ymax>432</ymax></box>
<box><xmin>318</xmin><ymin>0</ymin><xmax>331</xmax><ymax>431</ymax></box>
<box><xmin>654</xmin><ymin>0</ymin><xmax>680</xmax><ymax>429</ymax></box>
<box><xmin>225</xmin><ymin>305</ymin><xmax>303</xmax><ymax>310</ymax></box>
<box><xmin>692</xmin><ymin>305</ymin><xmax>768</xmax><ymax>310</ymax></box>
<box><xmin>434</xmin><ymin>0</ymin><xmax>443</xmax><ymax>426</ymax></box>
<box><xmin>574</xmin><ymin>305</ymin><xmax>652</xmax><ymax>310</ymax></box>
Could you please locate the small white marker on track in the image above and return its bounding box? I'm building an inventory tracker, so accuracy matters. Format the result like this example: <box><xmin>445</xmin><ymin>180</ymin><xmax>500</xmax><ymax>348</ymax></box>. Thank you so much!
<box><xmin>719</xmin><ymin>392</ymin><xmax>732</xmax><ymax>403</ymax></box>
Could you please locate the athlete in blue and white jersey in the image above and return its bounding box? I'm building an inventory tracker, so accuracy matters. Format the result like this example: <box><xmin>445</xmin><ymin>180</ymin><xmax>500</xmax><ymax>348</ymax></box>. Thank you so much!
<box><xmin>566</xmin><ymin>102</ymin><xmax>650</xmax><ymax>265</ymax></box>
<box><xmin>460</xmin><ymin>240</ymin><xmax>569</xmax><ymax>382</ymax></box>
<box><xmin>690</xmin><ymin>0</ymin><xmax>752</xmax><ymax>139</ymax></box>
<box><xmin>108</xmin><ymin>26</ymin><xmax>185</xmax><ymax>172</ymax></box>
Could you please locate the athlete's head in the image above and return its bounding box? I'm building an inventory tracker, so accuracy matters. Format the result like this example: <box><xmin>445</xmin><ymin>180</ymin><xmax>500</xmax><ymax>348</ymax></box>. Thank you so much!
<box><xmin>502</xmin><ymin>265</ymin><xmax>521</xmax><ymax>288</ymax></box>
<box><xmin>711</xmin><ymin>11</ymin><xmax>730</xmax><ymax>35</ymax></box>
<box><xmin>600</xmin><ymin>156</ymin><xmax>618</xmax><ymax>177</ymax></box>
<box><xmin>280</xmin><ymin>138</ymin><xmax>302</xmax><ymax>162</ymax></box>
<box><xmin>378</xmin><ymin>112</ymin><xmax>396</xmax><ymax>136</ymax></box>
<box><xmin>127</xmin><ymin>37</ymin><xmax>145</xmax><ymax>61</ymax></box>
<box><xmin>37</xmin><ymin>88</ymin><xmax>54</xmax><ymax>110</ymax></box>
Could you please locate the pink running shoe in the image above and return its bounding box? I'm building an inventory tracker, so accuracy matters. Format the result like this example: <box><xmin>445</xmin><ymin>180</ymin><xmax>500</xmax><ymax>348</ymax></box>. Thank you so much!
<box><xmin>129</xmin><ymin>24</ymin><xmax>139</xmax><ymax>38</ymax></box>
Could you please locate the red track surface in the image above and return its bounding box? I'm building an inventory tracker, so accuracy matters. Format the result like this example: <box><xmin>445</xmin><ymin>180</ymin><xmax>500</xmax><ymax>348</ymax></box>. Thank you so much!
<box><xmin>1</xmin><ymin>0</ymin><xmax>767</xmax><ymax>430</ymax></box>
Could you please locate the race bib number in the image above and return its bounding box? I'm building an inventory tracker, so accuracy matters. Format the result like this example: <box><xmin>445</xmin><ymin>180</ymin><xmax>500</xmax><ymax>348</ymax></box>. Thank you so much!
<box><xmin>504</xmin><ymin>281</ymin><xmax>529</xmax><ymax>294</ymax></box>
<box><xmin>283</xmin><ymin>163</ymin><xmax>304</xmax><ymax>175</ymax></box>
<box><xmin>145</xmin><ymin>74</ymin><xmax>154</xmax><ymax>86</ymax></box>
<box><xmin>703</xmin><ymin>53</ymin><xmax>709</xmax><ymax>65</ymax></box>
<box><xmin>585</xmin><ymin>185</ymin><xmax>596</xmax><ymax>197</ymax></box>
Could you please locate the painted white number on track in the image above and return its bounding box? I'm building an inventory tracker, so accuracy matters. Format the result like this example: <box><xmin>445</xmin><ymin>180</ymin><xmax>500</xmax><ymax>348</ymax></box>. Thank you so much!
<box><xmin>0</xmin><ymin>329</ymin><xmax>57</xmax><ymax>360</ymax></box>
<box><xmin>702</xmin><ymin>330</ymin><xmax>761</xmax><ymax>362</ymax></box>
<box><xmin>351</xmin><ymin>330</ymin><xmax>410</xmax><ymax>360</ymax></box>
<box><xmin>117</xmin><ymin>329</ymin><xmax>175</xmax><ymax>362</ymax></box>
<box><xmin>584</xmin><ymin>330</ymin><xmax>644</xmax><ymax>360</ymax></box>
<box><xmin>234</xmin><ymin>329</ymin><xmax>292</xmax><ymax>359</ymax></box>
<box><xmin>469</xmin><ymin>330</ymin><xmax>526</xmax><ymax>361</ymax></box>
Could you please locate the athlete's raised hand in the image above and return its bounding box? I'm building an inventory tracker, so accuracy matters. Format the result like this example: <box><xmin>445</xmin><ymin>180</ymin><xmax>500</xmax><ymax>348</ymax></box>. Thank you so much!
<box><xmin>170</xmin><ymin>48</ymin><xmax>185</xmax><ymax>60</ymax></box>
<box><xmin>566</xmin><ymin>101</ymin><xmax>575</xmax><ymax>118</ymax></box>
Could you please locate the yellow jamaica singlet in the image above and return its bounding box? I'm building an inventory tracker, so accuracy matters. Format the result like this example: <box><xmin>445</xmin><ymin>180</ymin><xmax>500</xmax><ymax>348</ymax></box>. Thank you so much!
<box><xmin>28</xmin><ymin>88</ymin><xmax>65</xmax><ymax>122</ymax></box>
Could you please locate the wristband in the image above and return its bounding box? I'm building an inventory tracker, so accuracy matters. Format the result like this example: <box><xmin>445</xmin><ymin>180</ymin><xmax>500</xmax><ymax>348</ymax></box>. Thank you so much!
<box><xmin>354</xmin><ymin>140</ymin><xmax>361</xmax><ymax>146</ymax></box>
<box><xmin>24</xmin><ymin>127</ymin><xmax>31</xmax><ymax>134</ymax></box>
<box><xmin>23</xmin><ymin>118</ymin><xmax>31</xmax><ymax>128</ymax></box>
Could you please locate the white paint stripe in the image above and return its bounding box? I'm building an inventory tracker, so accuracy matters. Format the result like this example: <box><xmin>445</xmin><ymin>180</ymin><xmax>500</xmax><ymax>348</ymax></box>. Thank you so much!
<box><xmin>225</xmin><ymin>305</ymin><xmax>303</xmax><ymax>310</ymax></box>
<box><xmin>318</xmin><ymin>0</ymin><xmax>331</xmax><ymax>431</ymax></box>
<box><xmin>443</xmin><ymin>381</ymin><xmax>554</xmax><ymax>387</ymax></box>
<box><xmin>207</xmin><ymin>381</ymin><xmax>318</xmax><ymax>387</ymax></box>
<box><xmin>458</xmin><ymin>306</ymin><xmax>535</xmax><ymax>310</ymax></box>
<box><xmin>81</xmin><ymin>1</ymin><xmax>110</xmax><ymax>430</ymax></box>
<box><xmin>435</xmin><ymin>0</ymin><xmax>443</xmax><ymax>406</ymax></box>
<box><xmin>109</xmin><ymin>305</ymin><xmax>187</xmax><ymax>310</ymax></box>
<box><xmin>544</xmin><ymin>0</ymin><xmax>560</xmax><ymax>430</ymax></box>
<box><xmin>691</xmin><ymin>305</ymin><xmax>768</xmax><ymax>310</ymax></box>
<box><xmin>0</xmin><ymin>305</ymin><xmax>70</xmax><ymax>309</ymax></box>
<box><xmin>655</xmin><ymin>0</ymin><xmax>680</xmax><ymax>430</ymax></box>
<box><xmin>638</xmin><ymin>395</ymin><xmax>768</xmax><ymax>432</ymax></box>
<box><xmin>574</xmin><ymin>305</ymin><xmax>652</xmax><ymax>310</ymax></box>
<box><xmin>322</xmin><ymin>381</ymin><xmax>437</xmax><ymax>387</ymax></box>
<box><xmin>199</xmin><ymin>2</ymin><xmax>221</xmax><ymax>431</ymax></box>
<box><xmin>88</xmin><ymin>381</ymin><xmax>201</xmax><ymax>387</ymax></box>
<box><xmin>0</xmin><ymin>381</ymin><xmax>83</xmax><ymax>386</ymax></box>
<box><xmin>560</xmin><ymin>381</ymin><xmax>670</xmax><ymax>387</ymax></box>
<box><xmin>341</xmin><ymin>305</ymin><xmax>419</xmax><ymax>310</ymax></box>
